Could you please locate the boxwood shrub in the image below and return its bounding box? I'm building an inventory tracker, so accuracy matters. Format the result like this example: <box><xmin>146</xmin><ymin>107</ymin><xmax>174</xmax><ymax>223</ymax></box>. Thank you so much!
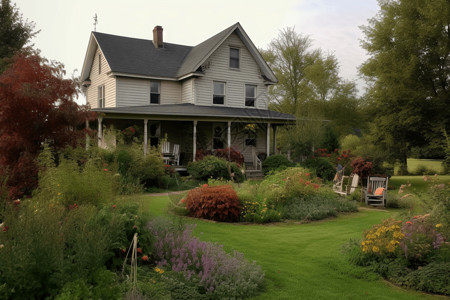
<box><xmin>188</xmin><ymin>156</ymin><xmax>244</xmax><ymax>182</ymax></box>
<box><xmin>262</xmin><ymin>154</ymin><xmax>295</xmax><ymax>175</ymax></box>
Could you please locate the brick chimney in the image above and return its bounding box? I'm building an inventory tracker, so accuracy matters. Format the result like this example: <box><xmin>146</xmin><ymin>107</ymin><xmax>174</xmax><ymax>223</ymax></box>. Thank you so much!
<box><xmin>153</xmin><ymin>26</ymin><xmax>163</xmax><ymax>48</ymax></box>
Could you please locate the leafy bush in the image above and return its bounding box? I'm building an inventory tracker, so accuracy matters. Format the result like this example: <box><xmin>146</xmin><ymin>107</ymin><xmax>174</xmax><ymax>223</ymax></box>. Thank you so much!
<box><xmin>262</xmin><ymin>154</ymin><xmax>295</xmax><ymax>174</ymax></box>
<box><xmin>147</xmin><ymin>219</ymin><xmax>265</xmax><ymax>299</ymax></box>
<box><xmin>195</xmin><ymin>147</ymin><xmax>245</xmax><ymax>166</ymax></box>
<box><xmin>188</xmin><ymin>156</ymin><xmax>244</xmax><ymax>183</ymax></box>
<box><xmin>302</xmin><ymin>157</ymin><xmax>335</xmax><ymax>181</ymax></box>
<box><xmin>403</xmin><ymin>262</ymin><xmax>450</xmax><ymax>294</ymax></box>
<box><xmin>122</xmin><ymin>145</ymin><xmax>165</xmax><ymax>188</ymax></box>
<box><xmin>185</xmin><ymin>184</ymin><xmax>240</xmax><ymax>222</ymax></box>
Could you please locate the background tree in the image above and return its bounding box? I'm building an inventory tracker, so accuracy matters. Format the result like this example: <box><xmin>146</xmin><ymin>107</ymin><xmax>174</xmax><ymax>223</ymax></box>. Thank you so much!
<box><xmin>360</xmin><ymin>0</ymin><xmax>450</xmax><ymax>172</ymax></box>
<box><xmin>0</xmin><ymin>0</ymin><xmax>38</xmax><ymax>73</ymax></box>
<box><xmin>262</xmin><ymin>27</ymin><xmax>363</xmax><ymax>158</ymax></box>
<box><xmin>0</xmin><ymin>53</ymin><xmax>92</xmax><ymax>198</ymax></box>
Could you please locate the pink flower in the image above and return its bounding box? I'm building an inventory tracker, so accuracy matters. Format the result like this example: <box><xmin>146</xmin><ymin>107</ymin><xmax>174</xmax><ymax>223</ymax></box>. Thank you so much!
<box><xmin>104</xmin><ymin>168</ymin><xmax>109</xmax><ymax>172</ymax></box>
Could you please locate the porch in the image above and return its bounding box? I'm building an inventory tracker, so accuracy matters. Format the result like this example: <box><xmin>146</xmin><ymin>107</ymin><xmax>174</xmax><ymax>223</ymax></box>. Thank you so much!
<box><xmin>93</xmin><ymin>103</ymin><xmax>296</xmax><ymax>170</ymax></box>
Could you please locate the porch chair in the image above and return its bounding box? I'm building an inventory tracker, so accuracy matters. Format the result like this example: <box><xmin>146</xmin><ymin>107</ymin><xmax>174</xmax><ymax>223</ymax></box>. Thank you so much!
<box><xmin>364</xmin><ymin>176</ymin><xmax>389</xmax><ymax>207</ymax></box>
<box><xmin>161</xmin><ymin>141</ymin><xmax>171</xmax><ymax>164</ymax></box>
<box><xmin>333</xmin><ymin>172</ymin><xmax>360</xmax><ymax>196</ymax></box>
<box><xmin>172</xmin><ymin>144</ymin><xmax>180</xmax><ymax>166</ymax></box>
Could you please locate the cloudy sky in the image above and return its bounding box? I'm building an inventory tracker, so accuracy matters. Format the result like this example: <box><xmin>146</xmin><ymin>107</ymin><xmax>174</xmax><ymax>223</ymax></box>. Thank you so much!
<box><xmin>16</xmin><ymin>0</ymin><xmax>379</xmax><ymax>104</ymax></box>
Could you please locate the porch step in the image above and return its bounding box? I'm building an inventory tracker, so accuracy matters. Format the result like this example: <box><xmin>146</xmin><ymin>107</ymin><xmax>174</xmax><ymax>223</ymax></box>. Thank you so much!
<box><xmin>246</xmin><ymin>169</ymin><xmax>264</xmax><ymax>179</ymax></box>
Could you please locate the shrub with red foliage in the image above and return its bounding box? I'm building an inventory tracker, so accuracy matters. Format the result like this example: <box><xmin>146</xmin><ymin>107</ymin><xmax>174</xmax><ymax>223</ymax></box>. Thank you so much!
<box><xmin>0</xmin><ymin>53</ymin><xmax>94</xmax><ymax>199</ymax></box>
<box><xmin>185</xmin><ymin>185</ymin><xmax>240</xmax><ymax>222</ymax></box>
<box><xmin>195</xmin><ymin>147</ymin><xmax>244</xmax><ymax>166</ymax></box>
<box><xmin>350</xmin><ymin>157</ymin><xmax>373</xmax><ymax>178</ymax></box>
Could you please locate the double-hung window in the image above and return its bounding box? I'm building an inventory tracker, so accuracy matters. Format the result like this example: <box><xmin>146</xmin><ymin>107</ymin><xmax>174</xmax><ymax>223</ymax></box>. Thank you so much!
<box><xmin>213</xmin><ymin>82</ymin><xmax>225</xmax><ymax>105</ymax></box>
<box><xmin>98</xmin><ymin>85</ymin><xmax>105</xmax><ymax>108</ymax></box>
<box><xmin>245</xmin><ymin>84</ymin><xmax>256</xmax><ymax>107</ymax></box>
<box><xmin>150</xmin><ymin>82</ymin><xmax>160</xmax><ymax>104</ymax></box>
<box><xmin>229</xmin><ymin>48</ymin><xmax>240</xmax><ymax>69</ymax></box>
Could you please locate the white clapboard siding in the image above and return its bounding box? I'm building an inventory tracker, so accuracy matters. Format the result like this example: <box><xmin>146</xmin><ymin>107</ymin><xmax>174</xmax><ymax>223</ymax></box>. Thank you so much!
<box><xmin>181</xmin><ymin>78</ymin><xmax>195</xmax><ymax>104</ymax></box>
<box><xmin>117</xmin><ymin>78</ymin><xmax>182</xmax><ymax>106</ymax></box>
<box><xmin>116</xmin><ymin>77</ymin><xmax>150</xmax><ymax>107</ymax></box>
<box><xmin>161</xmin><ymin>81</ymin><xmax>182</xmax><ymax>104</ymax></box>
<box><xmin>195</xmin><ymin>33</ymin><xmax>269</xmax><ymax>109</ymax></box>
<box><xmin>87</xmin><ymin>47</ymin><xmax>116</xmax><ymax>108</ymax></box>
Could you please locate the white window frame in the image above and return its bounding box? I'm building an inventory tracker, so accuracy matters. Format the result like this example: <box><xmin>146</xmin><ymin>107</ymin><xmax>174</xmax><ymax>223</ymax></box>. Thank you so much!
<box><xmin>213</xmin><ymin>81</ymin><xmax>225</xmax><ymax>105</ymax></box>
<box><xmin>98</xmin><ymin>85</ymin><xmax>105</xmax><ymax>108</ymax></box>
<box><xmin>245</xmin><ymin>84</ymin><xmax>256</xmax><ymax>107</ymax></box>
<box><xmin>150</xmin><ymin>81</ymin><xmax>160</xmax><ymax>104</ymax></box>
<box><xmin>229</xmin><ymin>47</ymin><xmax>240</xmax><ymax>69</ymax></box>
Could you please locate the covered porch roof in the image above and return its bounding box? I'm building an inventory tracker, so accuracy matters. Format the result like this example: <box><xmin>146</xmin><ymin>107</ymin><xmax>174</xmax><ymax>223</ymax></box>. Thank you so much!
<box><xmin>92</xmin><ymin>103</ymin><xmax>296</xmax><ymax>125</ymax></box>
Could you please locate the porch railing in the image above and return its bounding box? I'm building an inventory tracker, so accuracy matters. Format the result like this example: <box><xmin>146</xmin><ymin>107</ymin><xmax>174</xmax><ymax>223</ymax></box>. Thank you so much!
<box><xmin>251</xmin><ymin>147</ymin><xmax>262</xmax><ymax>171</ymax></box>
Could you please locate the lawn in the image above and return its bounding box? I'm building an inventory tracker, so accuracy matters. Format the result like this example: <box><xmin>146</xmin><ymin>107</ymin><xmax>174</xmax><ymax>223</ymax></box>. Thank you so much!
<box><xmin>142</xmin><ymin>194</ymin><xmax>441</xmax><ymax>299</ymax></box>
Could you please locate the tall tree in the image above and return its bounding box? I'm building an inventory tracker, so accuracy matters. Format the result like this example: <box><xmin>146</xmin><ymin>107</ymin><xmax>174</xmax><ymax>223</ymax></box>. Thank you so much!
<box><xmin>262</xmin><ymin>27</ymin><xmax>362</xmax><ymax>157</ymax></box>
<box><xmin>0</xmin><ymin>53</ymin><xmax>92</xmax><ymax>198</ymax></box>
<box><xmin>0</xmin><ymin>0</ymin><xmax>38</xmax><ymax>73</ymax></box>
<box><xmin>360</xmin><ymin>0</ymin><xmax>450</xmax><ymax>170</ymax></box>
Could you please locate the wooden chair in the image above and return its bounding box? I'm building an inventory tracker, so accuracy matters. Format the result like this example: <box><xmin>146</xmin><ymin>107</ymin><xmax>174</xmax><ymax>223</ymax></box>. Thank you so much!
<box><xmin>161</xmin><ymin>141</ymin><xmax>171</xmax><ymax>164</ymax></box>
<box><xmin>334</xmin><ymin>172</ymin><xmax>360</xmax><ymax>196</ymax></box>
<box><xmin>364</xmin><ymin>176</ymin><xmax>388</xmax><ymax>207</ymax></box>
<box><xmin>333</xmin><ymin>168</ymin><xmax>346</xmax><ymax>196</ymax></box>
<box><xmin>172</xmin><ymin>144</ymin><xmax>180</xmax><ymax>166</ymax></box>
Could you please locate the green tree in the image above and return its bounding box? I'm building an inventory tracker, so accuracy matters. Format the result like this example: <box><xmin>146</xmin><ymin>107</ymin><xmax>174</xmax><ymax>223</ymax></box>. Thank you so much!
<box><xmin>360</xmin><ymin>0</ymin><xmax>450</xmax><ymax>170</ymax></box>
<box><xmin>0</xmin><ymin>0</ymin><xmax>38</xmax><ymax>73</ymax></box>
<box><xmin>262</xmin><ymin>27</ymin><xmax>363</xmax><ymax>158</ymax></box>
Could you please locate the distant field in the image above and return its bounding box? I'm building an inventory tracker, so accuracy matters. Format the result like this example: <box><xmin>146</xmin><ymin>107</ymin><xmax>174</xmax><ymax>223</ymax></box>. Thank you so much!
<box><xmin>393</xmin><ymin>158</ymin><xmax>446</xmax><ymax>175</ymax></box>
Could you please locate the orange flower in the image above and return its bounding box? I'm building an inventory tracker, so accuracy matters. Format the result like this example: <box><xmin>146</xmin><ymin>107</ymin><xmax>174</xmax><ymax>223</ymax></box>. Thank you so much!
<box><xmin>180</xmin><ymin>198</ymin><xmax>185</xmax><ymax>203</ymax></box>
<box><xmin>299</xmin><ymin>178</ymin><xmax>304</xmax><ymax>183</ymax></box>
<box><xmin>137</xmin><ymin>248</ymin><xmax>142</xmax><ymax>253</ymax></box>
<box><xmin>142</xmin><ymin>255</ymin><xmax>149</xmax><ymax>261</ymax></box>
<box><xmin>313</xmin><ymin>184</ymin><xmax>320</xmax><ymax>190</ymax></box>
<box><xmin>305</xmin><ymin>181</ymin><xmax>311</xmax><ymax>185</ymax></box>
<box><xmin>305</xmin><ymin>173</ymin><xmax>310</xmax><ymax>177</ymax></box>
<box><xmin>104</xmin><ymin>168</ymin><xmax>108</xmax><ymax>172</ymax></box>
<box><xmin>112</xmin><ymin>204</ymin><xmax>116</xmax><ymax>208</ymax></box>
<box><xmin>406</xmin><ymin>221</ymin><xmax>412</xmax><ymax>225</ymax></box>
<box><xmin>202</xmin><ymin>184</ymin><xmax>208</xmax><ymax>188</ymax></box>
<box><xmin>121</xmin><ymin>248</ymin><xmax>126</xmax><ymax>253</ymax></box>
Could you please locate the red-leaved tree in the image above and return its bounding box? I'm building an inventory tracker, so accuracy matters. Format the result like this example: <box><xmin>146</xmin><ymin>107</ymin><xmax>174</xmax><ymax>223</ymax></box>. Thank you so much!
<box><xmin>0</xmin><ymin>53</ymin><xmax>93</xmax><ymax>199</ymax></box>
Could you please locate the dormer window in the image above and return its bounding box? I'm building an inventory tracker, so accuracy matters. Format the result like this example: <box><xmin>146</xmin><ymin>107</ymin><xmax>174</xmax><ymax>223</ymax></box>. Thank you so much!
<box><xmin>229</xmin><ymin>48</ymin><xmax>240</xmax><ymax>69</ymax></box>
<box><xmin>98</xmin><ymin>54</ymin><xmax>101</xmax><ymax>74</ymax></box>
<box><xmin>245</xmin><ymin>84</ymin><xmax>256</xmax><ymax>107</ymax></box>
<box><xmin>150</xmin><ymin>82</ymin><xmax>160</xmax><ymax>104</ymax></box>
<box><xmin>98</xmin><ymin>85</ymin><xmax>105</xmax><ymax>108</ymax></box>
<box><xmin>213</xmin><ymin>82</ymin><xmax>225</xmax><ymax>105</ymax></box>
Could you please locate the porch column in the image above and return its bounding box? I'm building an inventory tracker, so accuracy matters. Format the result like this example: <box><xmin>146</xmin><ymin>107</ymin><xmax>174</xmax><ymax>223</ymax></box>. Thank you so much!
<box><xmin>227</xmin><ymin>121</ymin><xmax>231</xmax><ymax>148</ymax></box>
<box><xmin>143</xmin><ymin>119</ymin><xmax>148</xmax><ymax>156</ymax></box>
<box><xmin>97</xmin><ymin>116</ymin><xmax>103</xmax><ymax>147</ymax></box>
<box><xmin>193</xmin><ymin>120</ymin><xmax>197</xmax><ymax>161</ymax></box>
<box><xmin>266</xmin><ymin>122</ymin><xmax>271</xmax><ymax>156</ymax></box>
<box><xmin>272</xmin><ymin>125</ymin><xmax>277</xmax><ymax>154</ymax></box>
<box><xmin>85</xmin><ymin>119</ymin><xmax>90</xmax><ymax>150</ymax></box>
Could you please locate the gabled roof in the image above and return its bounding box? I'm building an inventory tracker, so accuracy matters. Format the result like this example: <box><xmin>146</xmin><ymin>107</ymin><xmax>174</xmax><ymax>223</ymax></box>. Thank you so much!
<box><xmin>81</xmin><ymin>23</ymin><xmax>277</xmax><ymax>83</ymax></box>
<box><xmin>93</xmin><ymin>103</ymin><xmax>295</xmax><ymax>123</ymax></box>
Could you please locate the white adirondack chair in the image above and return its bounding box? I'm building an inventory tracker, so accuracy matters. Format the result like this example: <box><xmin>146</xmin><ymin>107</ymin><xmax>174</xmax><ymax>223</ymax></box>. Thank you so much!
<box><xmin>334</xmin><ymin>172</ymin><xmax>360</xmax><ymax>196</ymax></box>
<box><xmin>172</xmin><ymin>144</ymin><xmax>180</xmax><ymax>166</ymax></box>
<box><xmin>364</xmin><ymin>176</ymin><xmax>389</xmax><ymax>207</ymax></box>
<box><xmin>161</xmin><ymin>141</ymin><xmax>171</xmax><ymax>164</ymax></box>
<box><xmin>333</xmin><ymin>167</ymin><xmax>346</xmax><ymax>196</ymax></box>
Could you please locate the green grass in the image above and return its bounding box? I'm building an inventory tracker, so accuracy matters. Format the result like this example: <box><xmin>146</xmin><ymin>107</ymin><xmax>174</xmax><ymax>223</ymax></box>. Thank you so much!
<box><xmin>407</xmin><ymin>159</ymin><xmax>445</xmax><ymax>174</ymax></box>
<box><xmin>389</xmin><ymin>175</ymin><xmax>450</xmax><ymax>193</ymax></box>
<box><xmin>143</xmin><ymin>194</ymin><xmax>441</xmax><ymax>299</ymax></box>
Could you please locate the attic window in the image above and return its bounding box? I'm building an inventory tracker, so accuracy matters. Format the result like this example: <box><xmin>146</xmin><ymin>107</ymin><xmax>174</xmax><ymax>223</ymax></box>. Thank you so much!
<box><xmin>98</xmin><ymin>54</ymin><xmax>101</xmax><ymax>74</ymax></box>
<box><xmin>229</xmin><ymin>48</ymin><xmax>239</xmax><ymax>69</ymax></box>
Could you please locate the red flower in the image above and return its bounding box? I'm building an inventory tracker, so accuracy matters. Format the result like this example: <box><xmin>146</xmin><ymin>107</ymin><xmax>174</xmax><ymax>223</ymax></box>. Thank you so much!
<box><xmin>112</xmin><ymin>205</ymin><xmax>116</xmax><ymax>209</ymax></box>
<box><xmin>104</xmin><ymin>168</ymin><xmax>108</xmax><ymax>172</ymax></box>
<box><xmin>406</xmin><ymin>221</ymin><xmax>413</xmax><ymax>225</ymax></box>
<box><xmin>299</xmin><ymin>178</ymin><xmax>304</xmax><ymax>183</ymax></box>
<box><xmin>413</xmin><ymin>216</ymin><xmax>419</xmax><ymax>219</ymax></box>
<box><xmin>121</xmin><ymin>248</ymin><xmax>126</xmax><ymax>253</ymax></box>
<box><xmin>142</xmin><ymin>255</ymin><xmax>149</xmax><ymax>261</ymax></box>
<box><xmin>313</xmin><ymin>184</ymin><xmax>320</xmax><ymax>190</ymax></box>
<box><xmin>180</xmin><ymin>198</ymin><xmax>185</xmax><ymax>203</ymax></box>
<box><xmin>305</xmin><ymin>173</ymin><xmax>310</xmax><ymax>177</ymax></box>
<box><xmin>334</xmin><ymin>148</ymin><xmax>339</xmax><ymax>152</ymax></box>
<box><xmin>337</xmin><ymin>157</ymin><xmax>341</xmax><ymax>161</ymax></box>
<box><xmin>137</xmin><ymin>248</ymin><xmax>142</xmax><ymax>254</ymax></box>
<box><xmin>305</xmin><ymin>181</ymin><xmax>311</xmax><ymax>185</ymax></box>
<box><xmin>311</xmin><ymin>156</ymin><xmax>315</xmax><ymax>159</ymax></box>
<box><xmin>2</xmin><ymin>226</ymin><xmax>8</xmax><ymax>232</ymax></box>
<box><xmin>13</xmin><ymin>199</ymin><xmax>20</xmax><ymax>205</ymax></box>
<box><xmin>327</xmin><ymin>154</ymin><xmax>331</xmax><ymax>157</ymax></box>
<box><xmin>202</xmin><ymin>184</ymin><xmax>208</xmax><ymax>188</ymax></box>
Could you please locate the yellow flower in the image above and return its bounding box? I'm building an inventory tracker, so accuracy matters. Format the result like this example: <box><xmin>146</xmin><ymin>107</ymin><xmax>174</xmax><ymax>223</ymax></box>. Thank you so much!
<box><xmin>436</xmin><ymin>224</ymin><xmax>443</xmax><ymax>228</ymax></box>
<box><xmin>372</xmin><ymin>246</ymin><xmax>379</xmax><ymax>253</ymax></box>
<box><xmin>362</xmin><ymin>246</ymin><xmax>369</xmax><ymax>253</ymax></box>
<box><xmin>57</xmin><ymin>192</ymin><xmax>61</xmax><ymax>196</ymax></box>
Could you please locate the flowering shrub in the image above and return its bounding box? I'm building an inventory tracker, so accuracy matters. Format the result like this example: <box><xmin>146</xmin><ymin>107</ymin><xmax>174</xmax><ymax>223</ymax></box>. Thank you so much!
<box><xmin>360</xmin><ymin>219</ymin><xmax>404</xmax><ymax>256</ymax></box>
<box><xmin>147</xmin><ymin>220</ymin><xmax>265</xmax><ymax>299</ymax></box>
<box><xmin>185</xmin><ymin>184</ymin><xmax>240</xmax><ymax>222</ymax></box>
<box><xmin>350</xmin><ymin>157</ymin><xmax>373</xmax><ymax>179</ymax></box>
<box><xmin>240</xmin><ymin>197</ymin><xmax>281</xmax><ymax>223</ymax></box>
<box><xmin>400</xmin><ymin>214</ymin><xmax>445</xmax><ymax>266</ymax></box>
<box><xmin>312</xmin><ymin>148</ymin><xmax>353</xmax><ymax>169</ymax></box>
